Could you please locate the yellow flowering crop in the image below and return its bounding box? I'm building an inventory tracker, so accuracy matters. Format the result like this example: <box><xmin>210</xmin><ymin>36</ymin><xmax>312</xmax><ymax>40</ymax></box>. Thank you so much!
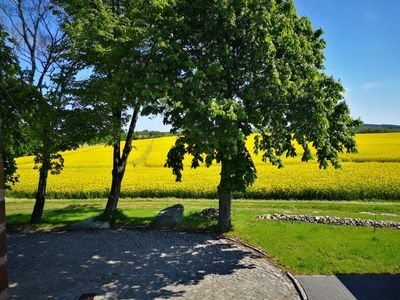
<box><xmin>10</xmin><ymin>133</ymin><xmax>400</xmax><ymax>200</ymax></box>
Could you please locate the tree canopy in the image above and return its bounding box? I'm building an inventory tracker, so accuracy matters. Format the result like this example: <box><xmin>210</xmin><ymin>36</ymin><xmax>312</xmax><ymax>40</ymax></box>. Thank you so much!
<box><xmin>58</xmin><ymin>0</ymin><xmax>177</xmax><ymax>216</ymax></box>
<box><xmin>162</xmin><ymin>0</ymin><xmax>361</xmax><ymax>231</ymax></box>
<box><xmin>0</xmin><ymin>24</ymin><xmax>34</xmax><ymax>188</ymax></box>
<box><xmin>1</xmin><ymin>0</ymin><xmax>103</xmax><ymax>223</ymax></box>
<box><xmin>1</xmin><ymin>0</ymin><xmax>361</xmax><ymax>232</ymax></box>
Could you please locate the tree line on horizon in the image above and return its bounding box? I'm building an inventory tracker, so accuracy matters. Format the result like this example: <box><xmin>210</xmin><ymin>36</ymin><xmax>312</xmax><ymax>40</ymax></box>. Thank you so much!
<box><xmin>1</xmin><ymin>0</ymin><xmax>361</xmax><ymax>232</ymax></box>
<box><xmin>356</xmin><ymin>124</ymin><xmax>400</xmax><ymax>134</ymax></box>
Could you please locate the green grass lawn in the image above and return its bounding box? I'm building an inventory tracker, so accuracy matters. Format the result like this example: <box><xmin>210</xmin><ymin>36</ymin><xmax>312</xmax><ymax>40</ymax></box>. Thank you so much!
<box><xmin>5</xmin><ymin>198</ymin><xmax>400</xmax><ymax>275</ymax></box>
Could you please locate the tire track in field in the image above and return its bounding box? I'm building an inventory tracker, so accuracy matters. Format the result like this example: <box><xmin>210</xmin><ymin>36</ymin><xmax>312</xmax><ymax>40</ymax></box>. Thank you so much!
<box><xmin>131</xmin><ymin>139</ymin><xmax>154</xmax><ymax>167</ymax></box>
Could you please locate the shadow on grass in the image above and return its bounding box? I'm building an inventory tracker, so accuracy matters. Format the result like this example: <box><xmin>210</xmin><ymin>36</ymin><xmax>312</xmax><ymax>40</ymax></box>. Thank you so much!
<box><xmin>118</xmin><ymin>211</ymin><xmax>219</xmax><ymax>232</ymax></box>
<box><xmin>6</xmin><ymin>206</ymin><xmax>219</xmax><ymax>232</ymax></box>
<box><xmin>179</xmin><ymin>212</ymin><xmax>219</xmax><ymax>232</ymax></box>
<box><xmin>6</xmin><ymin>204</ymin><xmax>102</xmax><ymax>230</ymax></box>
<box><xmin>6</xmin><ymin>214</ymin><xmax>30</xmax><ymax>229</ymax></box>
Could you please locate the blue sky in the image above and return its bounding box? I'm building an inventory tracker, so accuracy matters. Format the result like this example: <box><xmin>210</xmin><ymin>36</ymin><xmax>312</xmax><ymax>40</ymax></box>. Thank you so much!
<box><xmin>295</xmin><ymin>0</ymin><xmax>400</xmax><ymax>125</ymax></box>
<box><xmin>138</xmin><ymin>0</ymin><xmax>400</xmax><ymax>131</ymax></box>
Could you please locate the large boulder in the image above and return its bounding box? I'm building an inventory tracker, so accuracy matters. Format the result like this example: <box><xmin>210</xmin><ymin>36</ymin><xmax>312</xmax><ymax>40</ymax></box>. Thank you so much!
<box><xmin>156</xmin><ymin>204</ymin><xmax>184</xmax><ymax>227</ymax></box>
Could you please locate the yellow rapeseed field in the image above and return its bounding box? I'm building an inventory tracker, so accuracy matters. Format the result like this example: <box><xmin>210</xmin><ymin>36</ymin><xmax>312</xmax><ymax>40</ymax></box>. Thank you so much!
<box><xmin>10</xmin><ymin>133</ymin><xmax>400</xmax><ymax>200</ymax></box>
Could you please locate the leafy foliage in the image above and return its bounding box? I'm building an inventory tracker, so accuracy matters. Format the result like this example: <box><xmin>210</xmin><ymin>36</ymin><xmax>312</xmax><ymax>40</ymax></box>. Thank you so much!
<box><xmin>57</xmin><ymin>0</ymin><xmax>184</xmax><ymax>213</ymax></box>
<box><xmin>0</xmin><ymin>24</ymin><xmax>33</xmax><ymax>188</ymax></box>
<box><xmin>1</xmin><ymin>0</ymin><xmax>107</xmax><ymax>223</ymax></box>
<box><xmin>59</xmin><ymin>0</ymin><xmax>172</xmax><ymax>141</ymax></box>
<box><xmin>1</xmin><ymin>0</ymin><xmax>96</xmax><ymax>178</ymax></box>
<box><xmin>161</xmin><ymin>0</ymin><xmax>361</xmax><ymax>193</ymax></box>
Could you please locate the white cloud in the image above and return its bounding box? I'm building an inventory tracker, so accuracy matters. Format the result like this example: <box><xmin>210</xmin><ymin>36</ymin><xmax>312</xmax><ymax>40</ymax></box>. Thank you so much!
<box><xmin>361</xmin><ymin>82</ymin><xmax>383</xmax><ymax>91</ymax></box>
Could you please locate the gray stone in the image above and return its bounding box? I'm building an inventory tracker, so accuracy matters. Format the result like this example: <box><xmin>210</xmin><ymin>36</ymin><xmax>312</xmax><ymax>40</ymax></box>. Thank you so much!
<box><xmin>156</xmin><ymin>204</ymin><xmax>184</xmax><ymax>227</ymax></box>
<box><xmin>71</xmin><ymin>217</ymin><xmax>110</xmax><ymax>230</ymax></box>
<box><xmin>200</xmin><ymin>207</ymin><xmax>219</xmax><ymax>219</ymax></box>
<box><xmin>256</xmin><ymin>214</ymin><xmax>400</xmax><ymax>230</ymax></box>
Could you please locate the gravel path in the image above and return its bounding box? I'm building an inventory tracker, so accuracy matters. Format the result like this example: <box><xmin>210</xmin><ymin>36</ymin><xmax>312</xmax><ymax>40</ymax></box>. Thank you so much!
<box><xmin>7</xmin><ymin>229</ymin><xmax>300</xmax><ymax>299</ymax></box>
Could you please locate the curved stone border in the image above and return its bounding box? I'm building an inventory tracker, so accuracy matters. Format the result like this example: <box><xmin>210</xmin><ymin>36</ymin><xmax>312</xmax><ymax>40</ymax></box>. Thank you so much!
<box><xmin>223</xmin><ymin>235</ymin><xmax>305</xmax><ymax>300</ymax></box>
<box><xmin>287</xmin><ymin>272</ymin><xmax>308</xmax><ymax>300</ymax></box>
<box><xmin>222</xmin><ymin>235</ymin><xmax>268</xmax><ymax>257</ymax></box>
<box><xmin>256</xmin><ymin>214</ymin><xmax>400</xmax><ymax>229</ymax></box>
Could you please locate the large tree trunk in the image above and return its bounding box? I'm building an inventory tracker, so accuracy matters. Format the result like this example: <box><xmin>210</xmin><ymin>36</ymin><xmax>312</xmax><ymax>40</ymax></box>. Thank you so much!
<box><xmin>104</xmin><ymin>141</ymin><xmax>124</xmax><ymax>214</ymax></box>
<box><xmin>30</xmin><ymin>169</ymin><xmax>49</xmax><ymax>224</ymax></box>
<box><xmin>0</xmin><ymin>142</ymin><xmax>9</xmax><ymax>299</ymax></box>
<box><xmin>218</xmin><ymin>185</ymin><xmax>232</xmax><ymax>232</ymax></box>
<box><xmin>105</xmin><ymin>174</ymin><xmax>123</xmax><ymax>213</ymax></box>
<box><xmin>217</xmin><ymin>159</ymin><xmax>232</xmax><ymax>232</ymax></box>
<box><xmin>103</xmin><ymin>105</ymin><xmax>140</xmax><ymax>216</ymax></box>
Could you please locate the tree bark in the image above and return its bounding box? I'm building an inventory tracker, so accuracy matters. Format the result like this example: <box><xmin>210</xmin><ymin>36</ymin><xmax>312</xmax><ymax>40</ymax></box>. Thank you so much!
<box><xmin>217</xmin><ymin>159</ymin><xmax>232</xmax><ymax>232</ymax></box>
<box><xmin>0</xmin><ymin>142</ymin><xmax>9</xmax><ymax>299</ymax></box>
<box><xmin>30</xmin><ymin>169</ymin><xmax>49</xmax><ymax>224</ymax></box>
<box><xmin>218</xmin><ymin>185</ymin><xmax>232</xmax><ymax>232</ymax></box>
<box><xmin>106</xmin><ymin>174</ymin><xmax>123</xmax><ymax>212</ymax></box>
<box><xmin>104</xmin><ymin>141</ymin><xmax>124</xmax><ymax>214</ymax></box>
<box><xmin>104</xmin><ymin>105</ymin><xmax>140</xmax><ymax>216</ymax></box>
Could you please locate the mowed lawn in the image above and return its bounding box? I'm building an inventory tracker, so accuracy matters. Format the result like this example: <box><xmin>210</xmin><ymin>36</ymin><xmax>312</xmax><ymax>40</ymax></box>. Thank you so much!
<box><xmin>6</xmin><ymin>198</ymin><xmax>400</xmax><ymax>275</ymax></box>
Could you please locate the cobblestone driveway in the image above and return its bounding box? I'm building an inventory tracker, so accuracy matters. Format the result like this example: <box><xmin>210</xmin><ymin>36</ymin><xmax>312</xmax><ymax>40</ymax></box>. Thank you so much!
<box><xmin>8</xmin><ymin>229</ymin><xmax>299</xmax><ymax>299</ymax></box>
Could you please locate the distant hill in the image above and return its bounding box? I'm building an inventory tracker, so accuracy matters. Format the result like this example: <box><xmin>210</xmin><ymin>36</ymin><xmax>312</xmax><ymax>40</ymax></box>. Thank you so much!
<box><xmin>356</xmin><ymin>124</ymin><xmax>400</xmax><ymax>133</ymax></box>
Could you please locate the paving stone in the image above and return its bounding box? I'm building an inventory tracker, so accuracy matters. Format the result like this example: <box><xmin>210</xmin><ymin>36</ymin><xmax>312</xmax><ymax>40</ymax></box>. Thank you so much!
<box><xmin>8</xmin><ymin>229</ymin><xmax>300</xmax><ymax>299</ymax></box>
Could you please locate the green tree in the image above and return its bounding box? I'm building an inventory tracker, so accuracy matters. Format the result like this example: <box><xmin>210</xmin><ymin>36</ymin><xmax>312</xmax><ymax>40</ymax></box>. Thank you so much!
<box><xmin>0</xmin><ymin>23</ymin><xmax>34</xmax><ymax>298</ymax></box>
<box><xmin>162</xmin><ymin>0</ymin><xmax>361</xmax><ymax>231</ymax></box>
<box><xmin>59</xmin><ymin>0</ymin><xmax>173</xmax><ymax>218</ymax></box>
<box><xmin>0</xmin><ymin>24</ymin><xmax>34</xmax><ymax>190</ymax></box>
<box><xmin>1</xmin><ymin>0</ymin><xmax>100</xmax><ymax>223</ymax></box>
